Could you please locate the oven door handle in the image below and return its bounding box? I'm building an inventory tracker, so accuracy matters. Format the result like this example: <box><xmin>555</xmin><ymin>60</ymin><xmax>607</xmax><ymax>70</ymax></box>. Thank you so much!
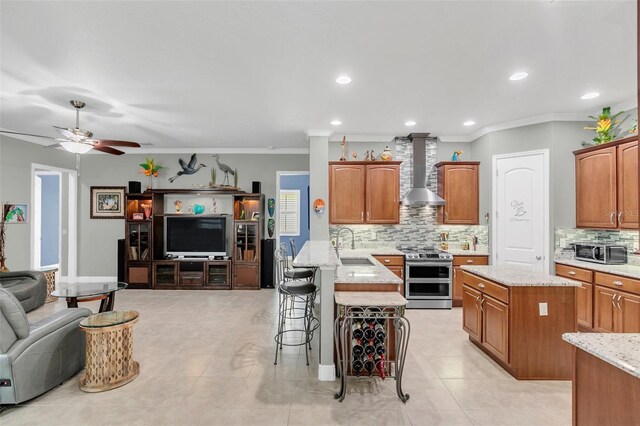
<box><xmin>405</xmin><ymin>262</ymin><xmax>452</xmax><ymax>267</ymax></box>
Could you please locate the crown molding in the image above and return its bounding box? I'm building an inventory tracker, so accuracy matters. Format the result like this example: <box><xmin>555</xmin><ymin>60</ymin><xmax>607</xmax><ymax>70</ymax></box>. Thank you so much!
<box><xmin>115</xmin><ymin>147</ymin><xmax>310</xmax><ymax>155</ymax></box>
<box><xmin>328</xmin><ymin>134</ymin><xmax>398</xmax><ymax>143</ymax></box>
<box><xmin>305</xmin><ymin>129</ymin><xmax>332</xmax><ymax>138</ymax></box>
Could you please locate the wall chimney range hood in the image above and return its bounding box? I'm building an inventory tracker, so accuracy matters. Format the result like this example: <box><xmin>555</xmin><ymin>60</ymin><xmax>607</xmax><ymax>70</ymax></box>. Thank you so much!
<box><xmin>401</xmin><ymin>133</ymin><xmax>446</xmax><ymax>207</ymax></box>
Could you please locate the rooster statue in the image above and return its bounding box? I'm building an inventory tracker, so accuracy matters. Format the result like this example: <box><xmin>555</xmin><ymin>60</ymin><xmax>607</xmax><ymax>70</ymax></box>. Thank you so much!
<box><xmin>452</xmin><ymin>150</ymin><xmax>463</xmax><ymax>161</ymax></box>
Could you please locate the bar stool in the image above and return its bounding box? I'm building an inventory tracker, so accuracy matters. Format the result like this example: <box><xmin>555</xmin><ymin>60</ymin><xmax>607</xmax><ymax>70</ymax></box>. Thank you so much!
<box><xmin>281</xmin><ymin>242</ymin><xmax>315</xmax><ymax>281</ymax></box>
<box><xmin>273</xmin><ymin>247</ymin><xmax>319</xmax><ymax>365</ymax></box>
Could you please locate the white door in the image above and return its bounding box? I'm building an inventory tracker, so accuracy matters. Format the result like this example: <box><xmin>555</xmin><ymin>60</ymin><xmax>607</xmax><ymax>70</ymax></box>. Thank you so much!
<box><xmin>492</xmin><ymin>150</ymin><xmax>549</xmax><ymax>273</ymax></box>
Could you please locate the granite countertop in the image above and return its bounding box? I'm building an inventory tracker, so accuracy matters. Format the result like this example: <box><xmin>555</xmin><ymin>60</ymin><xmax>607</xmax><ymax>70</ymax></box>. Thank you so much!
<box><xmin>293</xmin><ymin>241</ymin><xmax>340</xmax><ymax>268</ymax></box>
<box><xmin>461</xmin><ymin>265</ymin><xmax>581</xmax><ymax>287</ymax></box>
<box><xmin>555</xmin><ymin>258</ymin><xmax>640</xmax><ymax>280</ymax></box>
<box><xmin>563</xmin><ymin>333</ymin><xmax>640</xmax><ymax>378</ymax></box>
<box><xmin>335</xmin><ymin>249</ymin><xmax>403</xmax><ymax>284</ymax></box>
<box><xmin>335</xmin><ymin>291</ymin><xmax>408</xmax><ymax>307</ymax></box>
<box><xmin>340</xmin><ymin>247</ymin><xmax>405</xmax><ymax>256</ymax></box>
<box><xmin>444</xmin><ymin>248</ymin><xmax>490</xmax><ymax>256</ymax></box>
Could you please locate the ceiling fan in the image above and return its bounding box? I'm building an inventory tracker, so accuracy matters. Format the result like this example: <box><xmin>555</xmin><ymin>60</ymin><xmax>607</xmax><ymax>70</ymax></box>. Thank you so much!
<box><xmin>0</xmin><ymin>100</ymin><xmax>141</xmax><ymax>155</ymax></box>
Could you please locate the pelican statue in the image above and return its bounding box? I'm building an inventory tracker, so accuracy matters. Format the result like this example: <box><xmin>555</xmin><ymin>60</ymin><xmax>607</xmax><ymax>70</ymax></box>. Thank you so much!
<box><xmin>212</xmin><ymin>154</ymin><xmax>235</xmax><ymax>186</ymax></box>
<box><xmin>168</xmin><ymin>153</ymin><xmax>206</xmax><ymax>183</ymax></box>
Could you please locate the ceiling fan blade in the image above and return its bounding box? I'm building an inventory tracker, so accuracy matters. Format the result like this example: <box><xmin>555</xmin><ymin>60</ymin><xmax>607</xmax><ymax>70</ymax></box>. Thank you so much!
<box><xmin>0</xmin><ymin>130</ymin><xmax>58</xmax><ymax>140</ymax></box>
<box><xmin>53</xmin><ymin>126</ymin><xmax>78</xmax><ymax>139</ymax></box>
<box><xmin>93</xmin><ymin>139</ymin><xmax>141</xmax><ymax>148</ymax></box>
<box><xmin>92</xmin><ymin>145</ymin><xmax>125</xmax><ymax>155</ymax></box>
<box><xmin>45</xmin><ymin>143</ymin><xmax>63</xmax><ymax>149</ymax></box>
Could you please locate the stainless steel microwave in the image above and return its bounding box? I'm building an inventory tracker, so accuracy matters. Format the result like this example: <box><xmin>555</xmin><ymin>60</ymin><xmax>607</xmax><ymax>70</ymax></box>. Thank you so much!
<box><xmin>574</xmin><ymin>243</ymin><xmax>628</xmax><ymax>264</ymax></box>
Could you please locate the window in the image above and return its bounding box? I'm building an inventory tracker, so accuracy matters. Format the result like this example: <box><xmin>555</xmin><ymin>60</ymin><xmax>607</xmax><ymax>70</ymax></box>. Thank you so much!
<box><xmin>279</xmin><ymin>190</ymin><xmax>300</xmax><ymax>236</ymax></box>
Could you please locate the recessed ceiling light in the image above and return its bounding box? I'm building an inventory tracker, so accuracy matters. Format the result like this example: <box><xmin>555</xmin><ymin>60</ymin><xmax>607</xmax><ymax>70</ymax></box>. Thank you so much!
<box><xmin>509</xmin><ymin>72</ymin><xmax>529</xmax><ymax>81</ymax></box>
<box><xmin>331</xmin><ymin>120</ymin><xmax>342</xmax><ymax>126</ymax></box>
<box><xmin>404</xmin><ymin>120</ymin><xmax>416</xmax><ymax>127</ymax></box>
<box><xmin>463</xmin><ymin>121</ymin><xmax>476</xmax><ymax>126</ymax></box>
<box><xmin>581</xmin><ymin>92</ymin><xmax>600</xmax><ymax>100</ymax></box>
<box><xmin>336</xmin><ymin>75</ymin><xmax>352</xmax><ymax>85</ymax></box>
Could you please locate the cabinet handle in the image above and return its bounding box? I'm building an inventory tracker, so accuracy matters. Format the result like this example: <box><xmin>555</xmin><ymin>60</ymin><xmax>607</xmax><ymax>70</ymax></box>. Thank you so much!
<box><xmin>361</xmin><ymin>212</ymin><xmax>364</xmax><ymax>221</ymax></box>
<box><xmin>367</xmin><ymin>212</ymin><xmax>370</xmax><ymax>221</ymax></box>
<box><xmin>612</xmin><ymin>295</ymin><xmax>616</xmax><ymax>308</ymax></box>
<box><xmin>445</xmin><ymin>211</ymin><xmax>449</xmax><ymax>221</ymax></box>
<box><xmin>478</xmin><ymin>296</ymin><xmax>484</xmax><ymax>313</ymax></box>
<box><xmin>478</xmin><ymin>283</ymin><xmax>485</xmax><ymax>289</ymax></box>
<box><xmin>616</xmin><ymin>294</ymin><xmax>623</xmax><ymax>310</ymax></box>
<box><xmin>613</xmin><ymin>280</ymin><xmax>623</xmax><ymax>286</ymax></box>
<box><xmin>568</xmin><ymin>271</ymin><xmax>576</xmax><ymax>276</ymax></box>
<box><xmin>384</xmin><ymin>259</ymin><xmax>390</xmax><ymax>263</ymax></box>
<box><xmin>618</xmin><ymin>211</ymin><xmax>623</xmax><ymax>225</ymax></box>
<box><xmin>467</xmin><ymin>259</ymin><xmax>474</xmax><ymax>263</ymax></box>
<box><xmin>609</xmin><ymin>212</ymin><xmax>615</xmax><ymax>225</ymax></box>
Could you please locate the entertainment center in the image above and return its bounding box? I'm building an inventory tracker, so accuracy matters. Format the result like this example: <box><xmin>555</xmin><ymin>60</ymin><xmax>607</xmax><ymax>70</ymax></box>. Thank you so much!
<box><xmin>124</xmin><ymin>189</ymin><xmax>265</xmax><ymax>290</ymax></box>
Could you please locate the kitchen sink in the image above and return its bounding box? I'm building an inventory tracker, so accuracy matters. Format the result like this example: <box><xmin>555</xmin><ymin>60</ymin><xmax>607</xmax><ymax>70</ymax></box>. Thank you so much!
<box><xmin>340</xmin><ymin>257</ymin><xmax>375</xmax><ymax>266</ymax></box>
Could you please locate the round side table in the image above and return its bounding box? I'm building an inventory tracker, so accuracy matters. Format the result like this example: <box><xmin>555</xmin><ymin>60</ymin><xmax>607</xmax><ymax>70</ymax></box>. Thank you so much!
<box><xmin>79</xmin><ymin>310</ymin><xmax>140</xmax><ymax>392</ymax></box>
<box><xmin>36</xmin><ymin>267</ymin><xmax>59</xmax><ymax>303</ymax></box>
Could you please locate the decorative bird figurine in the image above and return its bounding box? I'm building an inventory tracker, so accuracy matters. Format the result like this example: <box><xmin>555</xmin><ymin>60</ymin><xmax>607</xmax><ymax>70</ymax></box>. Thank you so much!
<box><xmin>212</xmin><ymin>154</ymin><xmax>236</xmax><ymax>186</ymax></box>
<box><xmin>452</xmin><ymin>150</ymin><xmax>463</xmax><ymax>161</ymax></box>
<box><xmin>168</xmin><ymin>153</ymin><xmax>206</xmax><ymax>183</ymax></box>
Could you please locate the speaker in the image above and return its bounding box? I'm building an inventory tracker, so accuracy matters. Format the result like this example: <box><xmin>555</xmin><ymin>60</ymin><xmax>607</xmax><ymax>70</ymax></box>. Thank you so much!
<box><xmin>260</xmin><ymin>239</ymin><xmax>275</xmax><ymax>288</ymax></box>
<box><xmin>128</xmin><ymin>181</ymin><xmax>141</xmax><ymax>194</ymax></box>
<box><xmin>117</xmin><ymin>239</ymin><xmax>125</xmax><ymax>282</ymax></box>
<box><xmin>252</xmin><ymin>181</ymin><xmax>261</xmax><ymax>194</ymax></box>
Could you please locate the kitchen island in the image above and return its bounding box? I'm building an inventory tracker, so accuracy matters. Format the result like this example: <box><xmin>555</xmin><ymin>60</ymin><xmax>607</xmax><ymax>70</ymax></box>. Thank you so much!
<box><xmin>460</xmin><ymin>265</ymin><xmax>580</xmax><ymax>379</ymax></box>
<box><xmin>563</xmin><ymin>333</ymin><xmax>640</xmax><ymax>426</ymax></box>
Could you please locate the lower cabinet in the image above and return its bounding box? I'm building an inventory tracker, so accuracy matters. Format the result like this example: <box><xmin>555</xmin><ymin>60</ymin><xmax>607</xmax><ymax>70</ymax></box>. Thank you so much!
<box><xmin>462</xmin><ymin>285</ymin><xmax>482</xmax><ymax>341</ymax></box>
<box><xmin>576</xmin><ymin>282</ymin><xmax>594</xmax><ymax>329</ymax></box>
<box><xmin>234</xmin><ymin>263</ymin><xmax>260</xmax><ymax>290</ymax></box>
<box><xmin>481</xmin><ymin>295</ymin><xmax>509</xmax><ymax>363</ymax></box>
<box><xmin>152</xmin><ymin>260</ymin><xmax>231</xmax><ymax>289</ymax></box>
<box><xmin>595</xmin><ymin>284</ymin><xmax>640</xmax><ymax>332</ymax></box>
<box><xmin>453</xmin><ymin>255</ymin><xmax>489</xmax><ymax>307</ymax></box>
<box><xmin>372</xmin><ymin>255</ymin><xmax>405</xmax><ymax>294</ymax></box>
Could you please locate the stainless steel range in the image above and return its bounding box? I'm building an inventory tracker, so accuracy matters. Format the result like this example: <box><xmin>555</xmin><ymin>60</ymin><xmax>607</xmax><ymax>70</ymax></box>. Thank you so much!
<box><xmin>401</xmin><ymin>247</ymin><xmax>453</xmax><ymax>309</ymax></box>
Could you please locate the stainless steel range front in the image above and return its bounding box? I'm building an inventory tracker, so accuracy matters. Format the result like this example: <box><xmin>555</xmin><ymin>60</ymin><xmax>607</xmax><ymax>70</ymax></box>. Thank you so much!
<box><xmin>401</xmin><ymin>247</ymin><xmax>453</xmax><ymax>309</ymax></box>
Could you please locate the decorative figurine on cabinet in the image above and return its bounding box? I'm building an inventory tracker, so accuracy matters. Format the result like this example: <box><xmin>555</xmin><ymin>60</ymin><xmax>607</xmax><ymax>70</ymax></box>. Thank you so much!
<box><xmin>380</xmin><ymin>146</ymin><xmax>393</xmax><ymax>161</ymax></box>
<box><xmin>351</xmin><ymin>151</ymin><xmax>358</xmax><ymax>160</ymax></box>
<box><xmin>364</xmin><ymin>151</ymin><xmax>371</xmax><ymax>161</ymax></box>
<box><xmin>168</xmin><ymin>154</ymin><xmax>207</xmax><ymax>183</ymax></box>
<box><xmin>340</xmin><ymin>136</ymin><xmax>347</xmax><ymax>161</ymax></box>
<box><xmin>452</xmin><ymin>150</ymin><xmax>463</xmax><ymax>161</ymax></box>
<box><xmin>212</xmin><ymin>154</ymin><xmax>236</xmax><ymax>187</ymax></box>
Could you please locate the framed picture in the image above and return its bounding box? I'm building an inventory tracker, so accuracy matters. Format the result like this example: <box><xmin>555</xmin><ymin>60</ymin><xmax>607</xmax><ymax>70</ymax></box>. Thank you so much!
<box><xmin>3</xmin><ymin>203</ymin><xmax>29</xmax><ymax>223</ymax></box>
<box><xmin>132</xmin><ymin>212</ymin><xmax>144</xmax><ymax>220</ymax></box>
<box><xmin>251</xmin><ymin>211</ymin><xmax>260</xmax><ymax>221</ymax></box>
<box><xmin>90</xmin><ymin>186</ymin><xmax>126</xmax><ymax>219</ymax></box>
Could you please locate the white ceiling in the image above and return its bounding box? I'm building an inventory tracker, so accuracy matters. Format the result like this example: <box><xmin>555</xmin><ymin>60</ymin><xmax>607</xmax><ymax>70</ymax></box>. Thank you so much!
<box><xmin>0</xmin><ymin>1</ymin><xmax>636</xmax><ymax>152</ymax></box>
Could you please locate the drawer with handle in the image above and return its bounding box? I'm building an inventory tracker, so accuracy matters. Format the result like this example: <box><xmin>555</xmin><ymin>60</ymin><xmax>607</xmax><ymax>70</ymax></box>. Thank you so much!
<box><xmin>453</xmin><ymin>256</ymin><xmax>489</xmax><ymax>266</ymax></box>
<box><xmin>555</xmin><ymin>264</ymin><xmax>593</xmax><ymax>283</ymax></box>
<box><xmin>372</xmin><ymin>255</ymin><xmax>404</xmax><ymax>267</ymax></box>
<box><xmin>594</xmin><ymin>272</ymin><xmax>640</xmax><ymax>296</ymax></box>
<box><xmin>461</xmin><ymin>270</ymin><xmax>509</xmax><ymax>303</ymax></box>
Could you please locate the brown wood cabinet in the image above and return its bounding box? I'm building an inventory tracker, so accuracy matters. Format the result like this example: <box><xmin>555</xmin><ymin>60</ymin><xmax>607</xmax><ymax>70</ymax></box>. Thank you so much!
<box><xmin>435</xmin><ymin>162</ymin><xmax>480</xmax><ymax>225</ymax></box>
<box><xmin>574</xmin><ymin>137</ymin><xmax>638</xmax><ymax>229</ymax></box>
<box><xmin>461</xmin><ymin>270</ymin><xmax>576</xmax><ymax>379</ymax></box>
<box><xmin>557</xmin><ymin>262</ymin><xmax>640</xmax><ymax>333</ymax></box>
<box><xmin>372</xmin><ymin>255</ymin><xmax>404</xmax><ymax>294</ymax></box>
<box><xmin>453</xmin><ymin>255</ymin><xmax>489</xmax><ymax>307</ymax></box>
<box><xmin>329</xmin><ymin>161</ymin><xmax>401</xmax><ymax>224</ymax></box>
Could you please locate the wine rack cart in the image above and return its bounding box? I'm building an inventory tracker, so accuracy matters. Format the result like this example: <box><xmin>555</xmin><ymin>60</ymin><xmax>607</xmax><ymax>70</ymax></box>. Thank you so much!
<box><xmin>333</xmin><ymin>291</ymin><xmax>410</xmax><ymax>403</ymax></box>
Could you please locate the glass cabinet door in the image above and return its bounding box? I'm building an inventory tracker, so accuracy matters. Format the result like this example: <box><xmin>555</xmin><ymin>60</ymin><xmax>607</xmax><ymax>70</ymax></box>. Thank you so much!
<box><xmin>235</xmin><ymin>222</ymin><xmax>258</xmax><ymax>262</ymax></box>
<box><xmin>128</xmin><ymin>223</ymin><xmax>150</xmax><ymax>261</ymax></box>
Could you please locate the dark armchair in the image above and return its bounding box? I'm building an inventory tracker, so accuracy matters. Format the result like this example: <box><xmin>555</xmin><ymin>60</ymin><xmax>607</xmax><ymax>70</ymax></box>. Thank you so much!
<box><xmin>0</xmin><ymin>288</ymin><xmax>91</xmax><ymax>404</ymax></box>
<box><xmin>0</xmin><ymin>270</ymin><xmax>47</xmax><ymax>312</ymax></box>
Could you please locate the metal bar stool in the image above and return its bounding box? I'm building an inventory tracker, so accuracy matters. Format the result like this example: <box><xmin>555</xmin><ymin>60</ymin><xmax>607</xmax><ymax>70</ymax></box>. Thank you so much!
<box><xmin>273</xmin><ymin>247</ymin><xmax>319</xmax><ymax>366</ymax></box>
<box><xmin>282</xmin><ymin>241</ymin><xmax>315</xmax><ymax>281</ymax></box>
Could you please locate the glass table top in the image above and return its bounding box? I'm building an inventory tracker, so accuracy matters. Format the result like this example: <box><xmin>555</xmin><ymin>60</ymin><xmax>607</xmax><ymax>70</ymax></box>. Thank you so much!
<box><xmin>51</xmin><ymin>282</ymin><xmax>127</xmax><ymax>298</ymax></box>
<box><xmin>80</xmin><ymin>310</ymin><xmax>139</xmax><ymax>328</ymax></box>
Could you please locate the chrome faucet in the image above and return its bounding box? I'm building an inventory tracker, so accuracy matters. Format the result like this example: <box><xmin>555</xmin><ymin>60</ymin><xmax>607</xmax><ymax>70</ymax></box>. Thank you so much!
<box><xmin>335</xmin><ymin>227</ymin><xmax>355</xmax><ymax>257</ymax></box>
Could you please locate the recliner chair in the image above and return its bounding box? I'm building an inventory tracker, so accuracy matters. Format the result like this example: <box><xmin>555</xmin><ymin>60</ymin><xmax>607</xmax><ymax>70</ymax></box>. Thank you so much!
<box><xmin>0</xmin><ymin>271</ymin><xmax>47</xmax><ymax>312</ymax></box>
<box><xmin>0</xmin><ymin>287</ymin><xmax>92</xmax><ymax>404</ymax></box>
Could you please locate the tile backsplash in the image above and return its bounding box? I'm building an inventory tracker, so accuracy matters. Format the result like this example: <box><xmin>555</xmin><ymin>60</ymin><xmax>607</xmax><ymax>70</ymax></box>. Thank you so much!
<box><xmin>329</xmin><ymin>137</ymin><xmax>489</xmax><ymax>249</ymax></box>
<box><xmin>554</xmin><ymin>227</ymin><xmax>640</xmax><ymax>265</ymax></box>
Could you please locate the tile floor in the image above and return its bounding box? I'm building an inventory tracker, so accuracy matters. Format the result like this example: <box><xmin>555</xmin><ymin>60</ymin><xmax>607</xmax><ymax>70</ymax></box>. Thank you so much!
<box><xmin>0</xmin><ymin>289</ymin><xmax>572</xmax><ymax>425</ymax></box>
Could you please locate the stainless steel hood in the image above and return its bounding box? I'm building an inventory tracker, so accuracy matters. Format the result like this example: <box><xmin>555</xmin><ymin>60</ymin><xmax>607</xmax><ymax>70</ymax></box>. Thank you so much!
<box><xmin>401</xmin><ymin>133</ymin><xmax>446</xmax><ymax>207</ymax></box>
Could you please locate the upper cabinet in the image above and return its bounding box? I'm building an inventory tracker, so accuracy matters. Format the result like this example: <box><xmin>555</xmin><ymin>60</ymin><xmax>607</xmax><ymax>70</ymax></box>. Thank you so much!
<box><xmin>435</xmin><ymin>162</ymin><xmax>480</xmax><ymax>225</ymax></box>
<box><xmin>574</xmin><ymin>137</ymin><xmax>638</xmax><ymax>229</ymax></box>
<box><xmin>329</xmin><ymin>161</ymin><xmax>401</xmax><ymax>224</ymax></box>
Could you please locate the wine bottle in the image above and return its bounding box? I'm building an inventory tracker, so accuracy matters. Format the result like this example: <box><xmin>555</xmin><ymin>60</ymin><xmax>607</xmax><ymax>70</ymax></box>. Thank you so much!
<box><xmin>374</xmin><ymin>323</ymin><xmax>386</xmax><ymax>341</ymax></box>
<box><xmin>351</xmin><ymin>321</ymin><xmax>364</xmax><ymax>340</ymax></box>
<box><xmin>352</xmin><ymin>338</ymin><xmax>364</xmax><ymax>357</ymax></box>
<box><xmin>375</xmin><ymin>342</ymin><xmax>386</xmax><ymax>356</ymax></box>
<box><xmin>374</xmin><ymin>354</ymin><xmax>386</xmax><ymax>380</ymax></box>
<box><xmin>364</xmin><ymin>340</ymin><xmax>375</xmax><ymax>356</ymax></box>
<box><xmin>363</xmin><ymin>358</ymin><xmax>375</xmax><ymax>377</ymax></box>
<box><xmin>363</xmin><ymin>324</ymin><xmax>376</xmax><ymax>341</ymax></box>
<box><xmin>352</xmin><ymin>358</ymin><xmax>364</xmax><ymax>376</ymax></box>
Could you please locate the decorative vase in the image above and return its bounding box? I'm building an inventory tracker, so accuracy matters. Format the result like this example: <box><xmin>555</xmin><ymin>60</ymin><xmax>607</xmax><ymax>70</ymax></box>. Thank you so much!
<box><xmin>268</xmin><ymin>198</ymin><xmax>275</xmax><ymax>217</ymax></box>
<box><xmin>268</xmin><ymin>218</ymin><xmax>275</xmax><ymax>238</ymax></box>
<box><xmin>146</xmin><ymin>175</ymin><xmax>154</xmax><ymax>191</ymax></box>
<box><xmin>143</xmin><ymin>207</ymin><xmax>151</xmax><ymax>220</ymax></box>
<box><xmin>380</xmin><ymin>146</ymin><xmax>393</xmax><ymax>161</ymax></box>
<box><xmin>193</xmin><ymin>204</ymin><xmax>205</xmax><ymax>215</ymax></box>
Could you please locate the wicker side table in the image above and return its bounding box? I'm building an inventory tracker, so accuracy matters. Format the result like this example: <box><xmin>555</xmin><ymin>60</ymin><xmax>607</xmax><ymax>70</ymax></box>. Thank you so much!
<box><xmin>79</xmin><ymin>310</ymin><xmax>140</xmax><ymax>392</ymax></box>
<box><xmin>37</xmin><ymin>267</ymin><xmax>59</xmax><ymax>303</ymax></box>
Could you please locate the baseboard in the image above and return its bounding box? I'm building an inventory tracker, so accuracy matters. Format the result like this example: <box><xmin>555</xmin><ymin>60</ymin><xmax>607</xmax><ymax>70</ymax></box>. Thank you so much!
<box><xmin>59</xmin><ymin>276</ymin><xmax>118</xmax><ymax>283</ymax></box>
<box><xmin>318</xmin><ymin>364</ymin><xmax>336</xmax><ymax>382</ymax></box>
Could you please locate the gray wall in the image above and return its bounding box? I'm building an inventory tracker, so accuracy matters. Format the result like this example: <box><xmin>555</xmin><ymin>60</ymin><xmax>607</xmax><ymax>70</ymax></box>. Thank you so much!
<box><xmin>0</xmin><ymin>136</ymin><xmax>76</xmax><ymax>272</ymax></box>
<box><xmin>328</xmin><ymin>140</ymin><xmax>394</xmax><ymax>162</ymax></box>
<box><xmin>436</xmin><ymin>141</ymin><xmax>472</xmax><ymax>163</ymax></box>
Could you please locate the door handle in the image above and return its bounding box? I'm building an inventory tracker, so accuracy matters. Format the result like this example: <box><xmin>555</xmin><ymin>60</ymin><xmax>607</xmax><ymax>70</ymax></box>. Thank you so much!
<box><xmin>609</xmin><ymin>212</ymin><xmax>615</xmax><ymax>225</ymax></box>
<box><xmin>618</xmin><ymin>211</ymin><xmax>623</xmax><ymax>225</ymax></box>
<box><xmin>616</xmin><ymin>294</ymin><xmax>623</xmax><ymax>310</ymax></box>
<box><xmin>536</xmin><ymin>256</ymin><xmax>542</xmax><ymax>260</ymax></box>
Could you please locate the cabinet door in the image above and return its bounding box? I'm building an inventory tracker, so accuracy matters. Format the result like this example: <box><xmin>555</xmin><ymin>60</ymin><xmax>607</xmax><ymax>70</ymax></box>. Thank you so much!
<box><xmin>576</xmin><ymin>282</ymin><xmax>593</xmax><ymax>329</ymax></box>
<box><xmin>617</xmin><ymin>141</ymin><xmax>638</xmax><ymax>229</ymax></box>
<box><xmin>365</xmin><ymin>164</ymin><xmax>400</xmax><ymax>224</ymax></box>
<box><xmin>442</xmin><ymin>164</ymin><xmax>479</xmax><ymax>224</ymax></box>
<box><xmin>618</xmin><ymin>291</ymin><xmax>640</xmax><ymax>333</ymax></box>
<box><xmin>329</xmin><ymin>164</ymin><xmax>365</xmax><ymax>224</ymax></box>
<box><xmin>482</xmin><ymin>295</ymin><xmax>509</xmax><ymax>363</ymax></box>
<box><xmin>462</xmin><ymin>285</ymin><xmax>482</xmax><ymax>341</ymax></box>
<box><xmin>576</xmin><ymin>147</ymin><xmax>617</xmax><ymax>228</ymax></box>
<box><xmin>593</xmin><ymin>285</ymin><xmax>617</xmax><ymax>332</ymax></box>
<box><xmin>234</xmin><ymin>264</ymin><xmax>260</xmax><ymax>290</ymax></box>
<box><xmin>452</xmin><ymin>267</ymin><xmax>463</xmax><ymax>307</ymax></box>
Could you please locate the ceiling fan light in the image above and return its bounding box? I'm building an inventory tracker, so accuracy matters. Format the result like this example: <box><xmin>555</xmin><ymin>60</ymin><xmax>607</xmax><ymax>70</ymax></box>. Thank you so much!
<box><xmin>60</xmin><ymin>141</ymin><xmax>93</xmax><ymax>154</ymax></box>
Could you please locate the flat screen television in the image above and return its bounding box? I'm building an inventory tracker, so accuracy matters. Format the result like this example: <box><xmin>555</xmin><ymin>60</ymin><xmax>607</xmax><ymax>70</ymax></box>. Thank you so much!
<box><xmin>165</xmin><ymin>215</ymin><xmax>227</xmax><ymax>257</ymax></box>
